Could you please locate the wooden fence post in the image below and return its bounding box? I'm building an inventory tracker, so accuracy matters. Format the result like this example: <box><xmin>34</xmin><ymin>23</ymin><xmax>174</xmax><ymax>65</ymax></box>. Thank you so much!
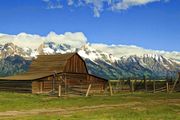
<box><xmin>144</xmin><ymin>76</ymin><xmax>147</xmax><ymax>92</ymax></box>
<box><xmin>153</xmin><ymin>80</ymin><xmax>156</xmax><ymax>93</ymax></box>
<box><xmin>119</xmin><ymin>80</ymin><xmax>121</xmax><ymax>92</ymax></box>
<box><xmin>64</xmin><ymin>73</ymin><xmax>67</xmax><ymax>95</ymax></box>
<box><xmin>85</xmin><ymin>84</ymin><xmax>92</xmax><ymax>97</ymax></box>
<box><xmin>171</xmin><ymin>72</ymin><xmax>180</xmax><ymax>93</ymax></box>
<box><xmin>134</xmin><ymin>78</ymin><xmax>137</xmax><ymax>92</ymax></box>
<box><xmin>52</xmin><ymin>76</ymin><xmax>55</xmax><ymax>94</ymax></box>
<box><xmin>128</xmin><ymin>78</ymin><xmax>131</xmax><ymax>92</ymax></box>
<box><xmin>40</xmin><ymin>82</ymin><xmax>43</xmax><ymax>93</ymax></box>
<box><xmin>131</xmin><ymin>80</ymin><xmax>134</xmax><ymax>93</ymax></box>
<box><xmin>58</xmin><ymin>84</ymin><xmax>61</xmax><ymax>97</ymax></box>
<box><xmin>166</xmin><ymin>80</ymin><xmax>169</xmax><ymax>93</ymax></box>
<box><xmin>122</xmin><ymin>78</ymin><xmax>124</xmax><ymax>90</ymax></box>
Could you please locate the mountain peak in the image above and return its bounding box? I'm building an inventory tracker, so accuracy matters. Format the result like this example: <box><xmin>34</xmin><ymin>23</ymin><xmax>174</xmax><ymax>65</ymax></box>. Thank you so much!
<box><xmin>0</xmin><ymin>42</ymin><xmax>179</xmax><ymax>79</ymax></box>
<box><xmin>37</xmin><ymin>42</ymin><xmax>75</xmax><ymax>55</ymax></box>
<box><xmin>0</xmin><ymin>43</ymin><xmax>32</xmax><ymax>59</ymax></box>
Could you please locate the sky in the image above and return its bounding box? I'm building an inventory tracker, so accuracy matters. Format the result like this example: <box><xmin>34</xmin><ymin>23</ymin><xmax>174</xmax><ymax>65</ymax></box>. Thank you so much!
<box><xmin>0</xmin><ymin>0</ymin><xmax>179</xmax><ymax>52</ymax></box>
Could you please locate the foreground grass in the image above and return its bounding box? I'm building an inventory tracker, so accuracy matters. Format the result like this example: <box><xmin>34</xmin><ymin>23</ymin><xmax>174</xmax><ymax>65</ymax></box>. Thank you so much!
<box><xmin>0</xmin><ymin>92</ymin><xmax>179</xmax><ymax>120</ymax></box>
<box><xmin>15</xmin><ymin>106</ymin><xmax>180</xmax><ymax>120</ymax></box>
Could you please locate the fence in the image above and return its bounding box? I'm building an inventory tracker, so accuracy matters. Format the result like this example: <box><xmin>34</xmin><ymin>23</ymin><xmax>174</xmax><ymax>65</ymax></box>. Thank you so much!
<box><xmin>108</xmin><ymin>76</ymin><xmax>180</xmax><ymax>96</ymax></box>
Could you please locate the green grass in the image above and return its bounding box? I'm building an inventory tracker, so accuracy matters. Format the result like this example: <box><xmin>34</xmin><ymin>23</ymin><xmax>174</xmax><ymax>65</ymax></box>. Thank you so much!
<box><xmin>0</xmin><ymin>92</ymin><xmax>179</xmax><ymax>120</ymax></box>
<box><xmin>12</xmin><ymin>105</ymin><xmax>180</xmax><ymax>120</ymax></box>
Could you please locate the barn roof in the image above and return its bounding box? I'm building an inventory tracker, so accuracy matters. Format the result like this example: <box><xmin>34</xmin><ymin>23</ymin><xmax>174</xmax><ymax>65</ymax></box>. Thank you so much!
<box><xmin>28</xmin><ymin>53</ymin><xmax>75</xmax><ymax>73</ymax></box>
<box><xmin>0</xmin><ymin>72</ymin><xmax>54</xmax><ymax>81</ymax></box>
<box><xmin>0</xmin><ymin>53</ymin><xmax>80</xmax><ymax>80</ymax></box>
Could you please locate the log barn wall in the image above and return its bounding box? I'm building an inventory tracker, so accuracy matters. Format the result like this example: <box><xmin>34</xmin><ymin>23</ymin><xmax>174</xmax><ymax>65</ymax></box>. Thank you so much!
<box><xmin>64</xmin><ymin>54</ymin><xmax>88</xmax><ymax>73</ymax></box>
<box><xmin>31</xmin><ymin>73</ymin><xmax>107</xmax><ymax>95</ymax></box>
<box><xmin>0</xmin><ymin>80</ymin><xmax>32</xmax><ymax>93</ymax></box>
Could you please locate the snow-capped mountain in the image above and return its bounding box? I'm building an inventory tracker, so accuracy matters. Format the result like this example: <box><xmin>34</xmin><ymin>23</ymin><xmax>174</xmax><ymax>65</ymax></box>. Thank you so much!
<box><xmin>0</xmin><ymin>43</ymin><xmax>32</xmax><ymax>59</ymax></box>
<box><xmin>37</xmin><ymin>42</ymin><xmax>76</xmax><ymax>55</ymax></box>
<box><xmin>92</xmin><ymin>44</ymin><xmax>180</xmax><ymax>63</ymax></box>
<box><xmin>77</xmin><ymin>44</ymin><xmax>179</xmax><ymax>79</ymax></box>
<box><xmin>0</xmin><ymin>42</ymin><xmax>179</xmax><ymax>79</ymax></box>
<box><xmin>78</xmin><ymin>44</ymin><xmax>120</xmax><ymax>63</ymax></box>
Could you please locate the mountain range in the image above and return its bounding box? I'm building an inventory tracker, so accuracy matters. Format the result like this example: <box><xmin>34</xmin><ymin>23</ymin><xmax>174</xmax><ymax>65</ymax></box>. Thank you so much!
<box><xmin>0</xmin><ymin>42</ymin><xmax>179</xmax><ymax>80</ymax></box>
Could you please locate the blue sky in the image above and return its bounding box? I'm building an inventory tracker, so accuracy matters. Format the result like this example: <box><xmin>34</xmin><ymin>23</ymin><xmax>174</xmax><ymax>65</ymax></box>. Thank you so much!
<box><xmin>0</xmin><ymin>0</ymin><xmax>179</xmax><ymax>51</ymax></box>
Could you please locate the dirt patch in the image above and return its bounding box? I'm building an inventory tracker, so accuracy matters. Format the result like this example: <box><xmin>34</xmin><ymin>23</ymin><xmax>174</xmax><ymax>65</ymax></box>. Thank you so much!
<box><xmin>131</xmin><ymin>106</ymin><xmax>147</xmax><ymax>111</ymax></box>
<box><xmin>0</xmin><ymin>102</ymin><xmax>141</xmax><ymax>119</ymax></box>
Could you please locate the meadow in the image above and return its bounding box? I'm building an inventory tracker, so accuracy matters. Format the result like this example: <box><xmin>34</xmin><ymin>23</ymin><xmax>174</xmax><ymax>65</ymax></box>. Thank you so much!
<box><xmin>0</xmin><ymin>92</ymin><xmax>179</xmax><ymax>120</ymax></box>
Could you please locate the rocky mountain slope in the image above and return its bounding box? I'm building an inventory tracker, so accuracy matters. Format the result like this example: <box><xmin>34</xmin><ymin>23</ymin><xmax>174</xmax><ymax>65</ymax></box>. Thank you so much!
<box><xmin>0</xmin><ymin>42</ymin><xmax>179</xmax><ymax>79</ymax></box>
<box><xmin>0</xmin><ymin>55</ymin><xmax>31</xmax><ymax>77</ymax></box>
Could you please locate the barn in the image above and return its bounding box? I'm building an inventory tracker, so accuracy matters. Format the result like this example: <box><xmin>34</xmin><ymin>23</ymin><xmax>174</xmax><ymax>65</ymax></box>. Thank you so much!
<box><xmin>0</xmin><ymin>53</ymin><xmax>108</xmax><ymax>96</ymax></box>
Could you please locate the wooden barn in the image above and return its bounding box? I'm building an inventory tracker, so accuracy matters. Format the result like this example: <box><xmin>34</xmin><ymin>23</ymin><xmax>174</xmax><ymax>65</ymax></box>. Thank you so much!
<box><xmin>0</xmin><ymin>53</ymin><xmax>108</xmax><ymax>96</ymax></box>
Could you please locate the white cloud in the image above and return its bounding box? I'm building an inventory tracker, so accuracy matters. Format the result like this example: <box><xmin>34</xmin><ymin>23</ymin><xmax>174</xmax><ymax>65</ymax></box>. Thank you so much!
<box><xmin>112</xmin><ymin>0</ymin><xmax>160</xmax><ymax>10</ymax></box>
<box><xmin>0</xmin><ymin>32</ymin><xmax>87</xmax><ymax>49</ymax></box>
<box><xmin>43</xmin><ymin>0</ymin><xmax>63</xmax><ymax>9</ymax></box>
<box><xmin>83</xmin><ymin>0</ymin><xmax>105</xmax><ymax>17</ymax></box>
<box><xmin>93</xmin><ymin>7</ymin><xmax>100</xmax><ymax>17</ymax></box>
<box><xmin>42</xmin><ymin>0</ymin><xmax>170</xmax><ymax>17</ymax></box>
<box><xmin>46</xmin><ymin>32</ymin><xmax>87</xmax><ymax>48</ymax></box>
<box><xmin>67</xmin><ymin>0</ymin><xmax>74</xmax><ymax>5</ymax></box>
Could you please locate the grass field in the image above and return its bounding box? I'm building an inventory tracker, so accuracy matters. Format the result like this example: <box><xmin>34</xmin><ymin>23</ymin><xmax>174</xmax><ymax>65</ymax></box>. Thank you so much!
<box><xmin>0</xmin><ymin>92</ymin><xmax>179</xmax><ymax>120</ymax></box>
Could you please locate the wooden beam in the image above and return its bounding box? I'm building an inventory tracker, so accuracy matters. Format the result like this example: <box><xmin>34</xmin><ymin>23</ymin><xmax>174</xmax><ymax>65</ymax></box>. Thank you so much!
<box><xmin>40</xmin><ymin>82</ymin><xmax>43</xmax><ymax>93</ymax></box>
<box><xmin>52</xmin><ymin>75</ymin><xmax>55</xmax><ymax>93</ymax></box>
<box><xmin>64</xmin><ymin>73</ymin><xmax>67</xmax><ymax>95</ymax></box>
<box><xmin>85</xmin><ymin>84</ymin><xmax>92</xmax><ymax>97</ymax></box>
<box><xmin>171</xmin><ymin>73</ymin><xmax>179</xmax><ymax>93</ymax></box>
<box><xmin>128</xmin><ymin>78</ymin><xmax>131</xmax><ymax>92</ymax></box>
<box><xmin>144</xmin><ymin>76</ymin><xmax>147</xmax><ymax>92</ymax></box>
<box><xmin>109</xmin><ymin>81</ymin><xmax>113</xmax><ymax>96</ymax></box>
<box><xmin>131</xmin><ymin>80</ymin><xmax>134</xmax><ymax>93</ymax></box>
<box><xmin>119</xmin><ymin>80</ymin><xmax>122</xmax><ymax>92</ymax></box>
<box><xmin>58</xmin><ymin>84</ymin><xmax>61</xmax><ymax>97</ymax></box>
<box><xmin>122</xmin><ymin>79</ymin><xmax>124</xmax><ymax>90</ymax></box>
<box><xmin>134</xmin><ymin>79</ymin><xmax>137</xmax><ymax>92</ymax></box>
<box><xmin>153</xmin><ymin>80</ymin><xmax>156</xmax><ymax>93</ymax></box>
<box><xmin>166</xmin><ymin>80</ymin><xmax>169</xmax><ymax>93</ymax></box>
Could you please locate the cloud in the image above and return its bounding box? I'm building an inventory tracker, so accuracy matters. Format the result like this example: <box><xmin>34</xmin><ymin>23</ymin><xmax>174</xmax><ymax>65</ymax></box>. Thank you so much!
<box><xmin>83</xmin><ymin>0</ymin><xmax>105</xmax><ymax>17</ymax></box>
<box><xmin>93</xmin><ymin>7</ymin><xmax>100</xmax><ymax>17</ymax></box>
<box><xmin>46</xmin><ymin>32</ymin><xmax>87</xmax><ymax>48</ymax></box>
<box><xmin>112</xmin><ymin>0</ymin><xmax>161</xmax><ymax>10</ymax></box>
<box><xmin>0</xmin><ymin>32</ymin><xmax>87</xmax><ymax>49</ymax></box>
<box><xmin>43</xmin><ymin>0</ymin><xmax>63</xmax><ymax>9</ymax></box>
<box><xmin>42</xmin><ymin>0</ymin><xmax>170</xmax><ymax>17</ymax></box>
<box><xmin>67</xmin><ymin>0</ymin><xmax>74</xmax><ymax>5</ymax></box>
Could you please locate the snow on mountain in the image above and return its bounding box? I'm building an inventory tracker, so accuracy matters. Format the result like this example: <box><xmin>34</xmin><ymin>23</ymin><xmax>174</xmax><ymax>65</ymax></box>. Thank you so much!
<box><xmin>0</xmin><ymin>31</ymin><xmax>179</xmax><ymax>79</ymax></box>
<box><xmin>91</xmin><ymin>44</ymin><xmax>180</xmax><ymax>62</ymax></box>
<box><xmin>0</xmin><ymin>42</ymin><xmax>179</xmax><ymax>79</ymax></box>
<box><xmin>37</xmin><ymin>42</ymin><xmax>76</xmax><ymax>55</ymax></box>
<box><xmin>0</xmin><ymin>32</ymin><xmax>179</xmax><ymax>62</ymax></box>
<box><xmin>0</xmin><ymin>42</ymin><xmax>179</xmax><ymax>71</ymax></box>
<box><xmin>76</xmin><ymin>44</ymin><xmax>180</xmax><ymax>79</ymax></box>
<box><xmin>78</xmin><ymin>44</ymin><xmax>120</xmax><ymax>63</ymax></box>
<box><xmin>0</xmin><ymin>43</ymin><xmax>32</xmax><ymax>59</ymax></box>
<box><xmin>141</xmin><ymin>54</ymin><xmax>176</xmax><ymax>71</ymax></box>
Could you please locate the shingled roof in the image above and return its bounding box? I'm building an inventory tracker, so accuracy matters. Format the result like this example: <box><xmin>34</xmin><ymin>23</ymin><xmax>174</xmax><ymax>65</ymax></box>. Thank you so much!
<box><xmin>0</xmin><ymin>53</ymin><xmax>82</xmax><ymax>80</ymax></box>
